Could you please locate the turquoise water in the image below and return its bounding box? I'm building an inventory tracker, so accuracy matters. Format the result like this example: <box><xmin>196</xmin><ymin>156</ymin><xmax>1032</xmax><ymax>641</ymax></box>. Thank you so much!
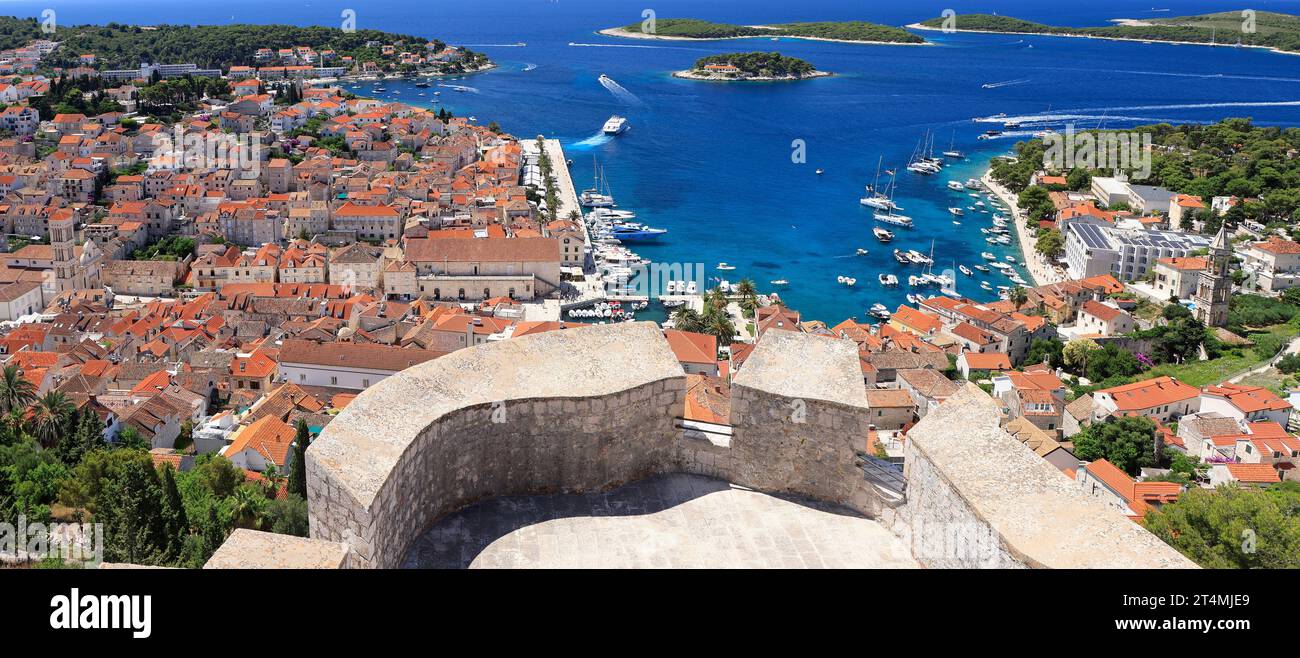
<box><xmin>21</xmin><ymin>0</ymin><xmax>1300</xmax><ymax>322</ymax></box>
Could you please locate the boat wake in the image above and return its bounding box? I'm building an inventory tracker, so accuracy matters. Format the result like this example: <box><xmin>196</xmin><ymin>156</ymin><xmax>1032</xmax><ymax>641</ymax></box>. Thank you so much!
<box><xmin>981</xmin><ymin>78</ymin><xmax>1031</xmax><ymax>89</ymax></box>
<box><xmin>598</xmin><ymin>75</ymin><xmax>645</xmax><ymax>107</ymax></box>
<box><xmin>570</xmin><ymin>41</ymin><xmax>672</xmax><ymax>49</ymax></box>
<box><xmin>436</xmin><ymin>83</ymin><xmax>480</xmax><ymax>93</ymax></box>
<box><xmin>570</xmin><ymin>132</ymin><xmax>615</xmax><ymax>149</ymax></box>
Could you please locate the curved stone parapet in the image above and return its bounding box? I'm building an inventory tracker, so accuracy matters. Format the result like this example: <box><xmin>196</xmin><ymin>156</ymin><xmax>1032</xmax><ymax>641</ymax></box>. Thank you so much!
<box><xmin>305</xmin><ymin>322</ymin><xmax>689</xmax><ymax>568</ymax></box>
<box><xmin>897</xmin><ymin>383</ymin><xmax>1198</xmax><ymax>569</ymax></box>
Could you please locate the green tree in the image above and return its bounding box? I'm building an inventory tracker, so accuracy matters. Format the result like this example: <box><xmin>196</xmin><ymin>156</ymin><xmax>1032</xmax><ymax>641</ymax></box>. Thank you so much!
<box><xmin>29</xmin><ymin>391</ymin><xmax>74</xmax><ymax>450</ymax></box>
<box><xmin>735</xmin><ymin>278</ymin><xmax>759</xmax><ymax>318</ymax></box>
<box><xmin>227</xmin><ymin>484</ymin><xmax>269</xmax><ymax>530</ymax></box>
<box><xmin>159</xmin><ymin>464</ymin><xmax>189</xmax><ymax>560</ymax></box>
<box><xmin>191</xmin><ymin>454</ymin><xmax>244</xmax><ymax>499</ymax></box>
<box><xmin>287</xmin><ymin>420</ymin><xmax>311</xmax><ymax>498</ymax></box>
<box><xmin>1063</xmin><ymin>338</ymin><xmax>1099</xmax><ymax>375</ymax></box>
<box><xmin>1025</xmin><ymin>338</ymin><xmax>1064</xmax><ymax>369</ymax></box>
<box><xmin>670</xmin><ymin>306</ymin><xmax>706</xmax><ymax>334</ymax></box>
<box><xmin>1144</xmin><ymin>483</ymin><xmax>1300</xmax><ymax>569</ymax></box>
<box><xmin>95</xmin><ymin>455</ymin><xmax>168</xmax><ymax>565</ymax></box>
<box><xmin>0</xmin><ymin>364</ymin><xmax>37</xmax><ymax>416</ymax></box>
<box><xmin>1073</xmin><ymin>416</ymin><xmax>1160</xmax><ymax>475</ymax></box>
<box><xmin>1035</xmin><ymin>228</ymin><xmax>1065</xmax><ymax>259</ymax></box>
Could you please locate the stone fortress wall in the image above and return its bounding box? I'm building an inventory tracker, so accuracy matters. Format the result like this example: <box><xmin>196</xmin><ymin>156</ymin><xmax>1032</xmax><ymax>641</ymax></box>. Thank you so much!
<box><xmin>205</xmin><ymin>322</ymin><xmax>1196</xmax><ymax>569</ymax></box>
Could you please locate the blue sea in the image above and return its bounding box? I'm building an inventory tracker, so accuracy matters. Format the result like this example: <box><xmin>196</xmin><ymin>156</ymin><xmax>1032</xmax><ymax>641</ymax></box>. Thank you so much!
<box><xmin>17</xmin><ymin>0</ymin><xmax>1300</xmax><ymax>323</ymax></box>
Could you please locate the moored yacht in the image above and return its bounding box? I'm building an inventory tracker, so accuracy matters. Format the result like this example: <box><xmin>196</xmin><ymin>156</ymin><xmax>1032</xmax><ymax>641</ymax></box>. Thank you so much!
<box><xmin>874</xmin><ymin>211</ymin><xmax>913</xmax><ymax>228</ymax></box>
<box><xmin>873</xmin><ymin>227</ymin><xmax>895</xmax><ymax>243</ymax></box>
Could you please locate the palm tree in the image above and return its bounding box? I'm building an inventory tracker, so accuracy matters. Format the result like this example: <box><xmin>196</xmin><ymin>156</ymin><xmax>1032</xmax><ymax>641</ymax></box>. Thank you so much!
<box><xmin>1009</xmin><ymin>286</ymin><xmax>1029</xmax><ymax>309</ymax></box>
<box><xmin>735</xmin><ymin>278</ymin><xmax>759</xmax><ymax>317</ymax></box>
<box><xmin>0</xmin><ymin>364</ymin><xmax>37</xmax><ymax>416</ymax></box>
<box><xmin>705</xmin><ymin>313</ymin><xmax>737</xmax><ymax>347</ymax></box>
<box><xmin>703</xmin><ymin>285</ymin><xmax>729</xmax><ymax>315</ymax></box>
<box><xmin>229</xmin><ymin>486</ymin><xmax>268</xmax><ymax>530</ymax></box>
<box><xmin>671</xmin><ymin>306</ymin><xmax>706</xmax><ymax>333</ymax></box>
<box><xmin>261</xmin><ymin>463</ymin><xmax>284</xmax><ymax>499</ymax></box>
<box><xmin>30</xmin><ymin>391</ymin><xmax>74</xmax><ymax>450</ymax></box>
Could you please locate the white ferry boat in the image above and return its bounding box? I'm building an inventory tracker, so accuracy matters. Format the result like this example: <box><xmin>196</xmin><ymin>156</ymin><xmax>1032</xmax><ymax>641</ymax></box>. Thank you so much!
<box><xmin>602</xmin><ymin>115</ymin><xmax>629</xmax><ymax>135</ymax></box>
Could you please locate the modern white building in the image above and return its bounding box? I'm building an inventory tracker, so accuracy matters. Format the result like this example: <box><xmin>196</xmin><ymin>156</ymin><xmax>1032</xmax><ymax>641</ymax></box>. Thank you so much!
<box><xmin>1065</xmin><ymin>223</ymin><xmax>1211</xmax><ymax>281</ymax></box>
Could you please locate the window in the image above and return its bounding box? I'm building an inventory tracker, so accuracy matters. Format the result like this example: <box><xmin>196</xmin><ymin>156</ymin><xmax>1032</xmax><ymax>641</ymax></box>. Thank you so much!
<box><xmin>331</xmin><ymin>376</ymin><xmax>338</xmax><ymax>385</ymax></box>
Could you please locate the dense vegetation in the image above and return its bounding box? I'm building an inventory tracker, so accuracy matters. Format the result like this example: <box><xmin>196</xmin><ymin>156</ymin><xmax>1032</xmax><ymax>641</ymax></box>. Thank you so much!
<box><xmin>991</xmin><ymin>119</ymin><xmax>1300</xmax><ymax>232</ymax></box>
<box><xmin>0</xmin><ymin>16</ymin><xmax>486</xmax><ymax>71</ymax></box>
<box><xmin>0</xmin><ymin>367</ymin><xmax>312</xmax><ymax>568</ymax></box>
<box><xmin>919</xmin><ymin>11</ymin><xmax>1300</xmax><ymax>53</ymax></box>
<box><xmin>691</xmin><ymin>52</ymin><xmax>818</xmax><ymax>78</ymax></box>
<box><xmin>619</xmin><ymin>18</ymin><xmax>924</xmax><ymax>44</ymax></box>
<box><xmin>1144</xmin><ymin>482</ymin><xmax>1300</xmax><ymax>568</ymax></box>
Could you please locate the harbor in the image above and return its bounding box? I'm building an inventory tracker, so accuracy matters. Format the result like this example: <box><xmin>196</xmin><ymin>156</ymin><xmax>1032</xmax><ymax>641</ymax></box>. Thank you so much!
<box><xmin>392</xmin><ymin>12</ymin><xmax>1300</xmax><ymax>325</ymax></box>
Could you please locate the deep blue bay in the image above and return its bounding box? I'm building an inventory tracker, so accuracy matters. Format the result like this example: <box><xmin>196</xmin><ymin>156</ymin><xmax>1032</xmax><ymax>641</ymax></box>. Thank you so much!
<box><xmin>22</xmin><ymin>0</ymin><xmax>1300</xmax><ymax>322</ymax></box>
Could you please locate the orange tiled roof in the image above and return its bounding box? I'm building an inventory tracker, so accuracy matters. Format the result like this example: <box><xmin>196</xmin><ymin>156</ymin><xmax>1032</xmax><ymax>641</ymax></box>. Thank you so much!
<box><xmin>1098</xmin><ymin>376</ymin><xmax>1199</xmax><ymax>411</ymax></box>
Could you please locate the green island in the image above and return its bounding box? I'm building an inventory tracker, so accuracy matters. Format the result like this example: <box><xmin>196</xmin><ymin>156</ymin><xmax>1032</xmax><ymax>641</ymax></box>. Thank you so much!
<box><xmin>913</xmin><ymin>11</ymin><xmax>1300</xmax><ymax>54</ymax></box>
<box><xmin>675</xmin><ymin>52</ymin><xmax>828</xmax><ymax>81</ymax></box>
<box><xmin>0</xmin><ymin>15</ymin><xmax>492</xmax><ymax>73</ymax></box>
<box><xmin>601</xmin><ymin>18</ymin><xmax>926</xmax><ymax>45</ymax></box>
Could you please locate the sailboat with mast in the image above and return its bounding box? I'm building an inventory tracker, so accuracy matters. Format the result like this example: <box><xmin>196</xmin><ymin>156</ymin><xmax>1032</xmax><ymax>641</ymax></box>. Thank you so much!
<box><xmin>860</xmin><ymin>156</ymin><xmax>903</xmax><ymax>212</ymax></box>
<box><xmin>942</xmin><ymin>130</ymin><xmax>964</xmax><ymax>159</ymax></box>
<box><xmin>907</xmin><ymin>131</ymin><xmax>942</xmax><ymax>174</ymax></box>
<box><xmin>579</xmin><ymin>157</ymin><xmax>616</xmax><ymax>208</ymax></box>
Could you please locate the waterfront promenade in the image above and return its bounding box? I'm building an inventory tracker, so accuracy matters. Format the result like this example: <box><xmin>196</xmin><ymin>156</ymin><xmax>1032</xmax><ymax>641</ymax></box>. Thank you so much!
<box><xmin>981</xmin><ymin>171</ymin><xmax>1064</xmax><ymax>288</ymax></box>
<box><xmin>544</xmin><ymin>138</ymin><xmax>583</xmax><ymax>224</ymax></box>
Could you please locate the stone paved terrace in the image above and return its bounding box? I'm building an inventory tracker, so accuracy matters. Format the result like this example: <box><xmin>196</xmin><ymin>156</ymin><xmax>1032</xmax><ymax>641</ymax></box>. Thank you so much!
<box><xmin>402</xmin><ymin>474</ymin><xmax>917</xmax><ymax>568</ymax></box>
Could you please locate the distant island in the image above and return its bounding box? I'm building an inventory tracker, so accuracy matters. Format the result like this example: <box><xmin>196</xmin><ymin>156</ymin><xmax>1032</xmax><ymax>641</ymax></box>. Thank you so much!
<box><xmin>910</xmin><ymin>11</ymin><xmax>1300</xmax><ymax>55</ymax></box>
<box><xmin>674</xmin><ymin>52</ymin><xmax>830</xmax><ymax>81</ymax></box>
<box><xmin>601</xmin><ymin>18</ymin><xmax>928</xmax><ymax>46</ymax></box>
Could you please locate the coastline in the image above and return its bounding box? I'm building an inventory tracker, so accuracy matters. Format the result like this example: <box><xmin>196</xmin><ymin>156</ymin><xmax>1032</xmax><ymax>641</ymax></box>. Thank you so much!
<box><xmin>323</xmin><ymin>62</ymin><xmax>499</xmax><ymax>85</ymax></box>
<box><xmin>597</xmin><ymin>26</ymin><xmax>932</xmax><ymax>47</ymax></box>
<box><xmin>672</xmin><ymin>69</ymin><xmax>833</xmax><ymax>81</ymax></box>
<box><xmin>980</xmin><ymin>169</ymin><xmax>1062</xmax><ymax>288</ymax></box>
<box><xmin>905</xmin><ymin>22</ymin><xmax>1300</xmax><ymax>57</ymax></box>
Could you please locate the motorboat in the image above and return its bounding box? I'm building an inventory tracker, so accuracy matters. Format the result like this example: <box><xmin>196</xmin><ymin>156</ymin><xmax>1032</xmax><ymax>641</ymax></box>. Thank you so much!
<box><xmin>974</xmin><ymin>264</ymin><xmax>991</xmax><ymax>273</ymax></box>
<box><xmin>982</xmin><ymin>252</ymin><xmax>997</xmax><ymax>261</ymax></box>
<box><xmin>959</xmin><ymin>265</ymin><xmax>974</xmax><ymax>277</ymax></box>
<box><xmin>868</xmin><ymin>304</ymin><xmax>892</xmax><ymax>320</ymax></box>
<box><xmin>717</xmin><ymin>263</ymin><xmax>736</xmax><ymax>271</ymax></box>
<box><xmin>878</xmin><ymin>273</ymin><xmax>899</xmax><ymax>287</ymax></box>
<box><xmin>893</xmin><ymin>249</ymin><xmax>912</xmax><ymax>264</ymax></box>
<box><xmin>837</xmin><ymin>276</ymin><xmax>857</xmax><ymax>286</ymax></box>
<box><xmin>947</xmin><ymin>181</ymin><xmax>965</xmax><ymax>191</ymax></box>
<box><xmin>602</xmin><ymin>115</ymin><xmax>629</xmax><ymax>135</ymax></box>
<box><xmin>857</xmin><ymin>248</ymin><xmax>869</xmax><ymax>256</ymax></box>
<box><xmin>873</xmin><ymin>227</ymin><xmax>895</xmax><ymax>243</ymax></box>
<box><xmin>770</xmin><ymin>279</ymin><xmax>789</xmax><ymax>286</ymax></box>
<box><xmin>949</xmin><ymin>207</ymin><xmax>964</xmax><ymax>216</ymax></box>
